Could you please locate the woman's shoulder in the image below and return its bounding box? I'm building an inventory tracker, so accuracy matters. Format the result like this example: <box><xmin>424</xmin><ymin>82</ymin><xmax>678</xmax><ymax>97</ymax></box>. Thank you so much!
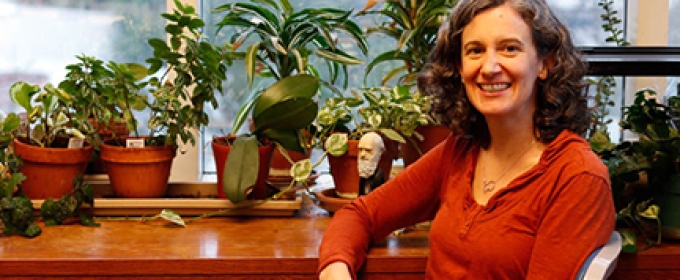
<box><xmin>542</xmin><ymin>130</ymin><xmax>608</xmax><ymax>177</ymax></box>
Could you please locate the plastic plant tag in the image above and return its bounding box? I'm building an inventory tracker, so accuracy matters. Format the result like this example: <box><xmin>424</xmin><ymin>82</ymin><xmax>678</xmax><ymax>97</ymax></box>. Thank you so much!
<box><xmin>68</xmin><ymin>137</ymin><xmax>84</xmax><ymax>149</ymax></box>
<box><xmin>126</xmin><ymin>139</ymin><xmax>145</xmax><ymax>148</ymax></box>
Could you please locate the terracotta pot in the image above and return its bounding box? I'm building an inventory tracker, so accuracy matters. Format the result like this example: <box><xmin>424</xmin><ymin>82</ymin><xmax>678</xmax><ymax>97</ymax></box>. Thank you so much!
<box><xmin>401</xmin><ymin>125</ymin><xmax>450</xmax><ymax>166</ymax></box>
<box><xmin>13</xmin><ymin>138</ymin><xmax>93</xmax><ymax>199</ymax></box>
<box><xmin>328</xmin><ymin>137</ymin><xmax>398</xmax><ymax>199</ymax></box>
<box><xmin>86</xmin><ymin>118</ymin><xmax>130</xmax><ymax>174</ymax></box>
<box><xmin>212</xmin><ymin>136</ymin><xmax>274</xmax><ymax>200</ymax></box>
<box><xmin>268</xmin><ymin>148</ymin><xmax>311</xmax><ymax>178</ymax></box>
<box><xmin>100</xmin><ymin>138</ymin><xmax>176</xmax><ymax>198</ymax></box>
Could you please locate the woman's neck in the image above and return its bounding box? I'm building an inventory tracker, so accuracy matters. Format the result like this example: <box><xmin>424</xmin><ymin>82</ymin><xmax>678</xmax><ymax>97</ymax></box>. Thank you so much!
<box><xmin>483</xmin><ymin>116</ymin><xmax>538</xmax><ymax>157</ymax></box>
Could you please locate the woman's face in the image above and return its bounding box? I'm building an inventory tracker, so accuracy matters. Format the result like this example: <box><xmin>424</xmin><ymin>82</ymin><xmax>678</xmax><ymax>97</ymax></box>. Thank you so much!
<box><xmin>459</xmin><ymin>3</ymin><xmax>548</xmax><ymax>121</ymax></box>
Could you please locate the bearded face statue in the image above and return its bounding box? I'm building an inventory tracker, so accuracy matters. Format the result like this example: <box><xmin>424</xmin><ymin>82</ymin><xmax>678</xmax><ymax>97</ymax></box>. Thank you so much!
<box><xmin>357</xmin><ymin>132</ymin><xmax>385</xmax><ymax>179</ymax></box>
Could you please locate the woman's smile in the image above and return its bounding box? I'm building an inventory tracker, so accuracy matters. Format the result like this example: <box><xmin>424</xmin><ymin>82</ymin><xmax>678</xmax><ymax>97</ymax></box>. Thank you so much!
<box><xmin>478</xmin><ymin>83</ymin><xmax>511</xmax><ymax>95</ymax></box>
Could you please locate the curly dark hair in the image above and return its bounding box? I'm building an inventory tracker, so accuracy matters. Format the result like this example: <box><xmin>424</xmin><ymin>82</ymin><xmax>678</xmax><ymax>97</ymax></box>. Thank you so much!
<box><xmin>417</xmin><ymin>0</ymin><xmax>589</xmax><ymax>148</ymax></box>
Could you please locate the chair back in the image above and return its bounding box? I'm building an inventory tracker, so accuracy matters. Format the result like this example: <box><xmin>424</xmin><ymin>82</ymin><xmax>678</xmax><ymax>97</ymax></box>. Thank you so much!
<box><xmin>575</xmin><ymin>231</ymin><xmax>623</xmax><ymax>280</ymax></box>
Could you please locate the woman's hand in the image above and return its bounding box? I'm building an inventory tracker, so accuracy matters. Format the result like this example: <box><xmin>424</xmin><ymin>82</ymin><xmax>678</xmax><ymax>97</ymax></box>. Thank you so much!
<box><xmin>319</xmin><ymin>261</ymin><xmax>352</xmax><ymax>280</ymax></box>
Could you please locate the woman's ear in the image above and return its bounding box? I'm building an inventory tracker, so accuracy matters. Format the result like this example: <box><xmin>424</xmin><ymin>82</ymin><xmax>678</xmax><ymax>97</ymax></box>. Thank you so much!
<box><xmin>538</xmin><ymin>53</ymin><xmax>555</xmax><ymax>80</ymax></box>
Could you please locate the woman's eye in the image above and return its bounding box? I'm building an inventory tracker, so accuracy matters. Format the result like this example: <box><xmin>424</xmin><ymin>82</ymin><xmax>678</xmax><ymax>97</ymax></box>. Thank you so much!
<box><xmin>466</xmin><ymin>47</ymin><xmax>482</xmax><ymax>56</ymax></box>
<box><xmin>504</xmin><ymin>45</ymin><xmax>520</xmax><ymax>52</ymax></box>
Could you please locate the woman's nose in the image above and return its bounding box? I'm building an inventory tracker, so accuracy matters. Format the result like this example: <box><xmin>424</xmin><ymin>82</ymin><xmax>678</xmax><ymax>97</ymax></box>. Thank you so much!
<box><xmin>481</xmin><ymin>52</ymin><xmax>501</xmax><ymax>76</ymax></box>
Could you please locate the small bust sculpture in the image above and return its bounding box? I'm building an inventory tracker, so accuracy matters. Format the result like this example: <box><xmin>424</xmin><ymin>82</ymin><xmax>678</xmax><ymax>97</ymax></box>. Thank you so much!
<box><xmin>358</xmin><ymin>132</ymin><xmax>386</xmax><ymax>195</ymax></box>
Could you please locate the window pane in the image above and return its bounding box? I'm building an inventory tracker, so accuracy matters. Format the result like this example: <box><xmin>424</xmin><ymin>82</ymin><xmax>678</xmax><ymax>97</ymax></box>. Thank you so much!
<box><xmin>0</xmin><ymin>0</ymin><xmax>166</xmax><ymax>131</ymax></box>
<box><xmin>671</xmin><ymin>0</ymin><xmax>680</xmax><ymax>45</ymax></box>
<box><xmin>548</xmin><ymin>0</ymin><xmax>625</xmax><ymax>46</ymax></box>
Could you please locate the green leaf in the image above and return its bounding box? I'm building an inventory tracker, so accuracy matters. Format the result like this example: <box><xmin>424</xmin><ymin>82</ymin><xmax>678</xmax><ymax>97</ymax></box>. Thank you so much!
<box><xmin>260</xmin><ymin>128</ymin><xmax>303</xmax><ymax>153</ymax></box>
<box><xmin>245</xmin><ymin>44</ymin><xmax>260</xmax><ymax>88</ymax></box>
<box><xmin>223</xmin><ymin>135</ymin><xmax>259</xmax><ymax>204</ymax></box>
<box><xmin>79</xmin><ymin>213</ymin><xmax>101</xmax><ymax>227</ymax></box>
<box><xmin>619</xmin><ymin>230</ymin><xmax>638</xmax><ymax>253</ymax></box>
<box><xmin>291</xmin><ymin>159</ymin><xmax>312</xmax><ymax>183</ymax></box>
<box><xmin>123</xmin><ymin>63</ymin><xmax>150</xmax><ymax>81</ymax></box>
<box><xmin>9</xmin><ymin>81</ymin><xmax>40</xmax><ymax>112</ymax></box>
<box><xmin>159</xmin><ymin>209</ymin><xmax>186</xmax><ymax>227</ymax></box>
<box><xmin>253</xmin><ymin>98</ymin><xmax>318</xmax><ymax>132</ymax></box>
<box><xmin>379</xmin><ymin>128</ymin><xmax>406</xmax><ymax>143</ymax></box>
<box><xmin>316</xmin><ymin>49</ymin><xmax>364</xmax><ymax>65</ymax></box>
<box><xmin>252</xmin><ymin>74</ymin><xmax>319</xmax><ymax>120</ymax></box>
<box><xmin>325</xmin><ymin>133</ymin><xmax>348</xmax><ymax>157</ymax></box>
<box><xmin>638</xmin><ymin>204</ymin><xmax>660</xmax><ymax>220</ymax></box>
<box><xmin>23</xmin><ymin>223</ymin><xmax>42</xmax><ymax>238</ymax></box>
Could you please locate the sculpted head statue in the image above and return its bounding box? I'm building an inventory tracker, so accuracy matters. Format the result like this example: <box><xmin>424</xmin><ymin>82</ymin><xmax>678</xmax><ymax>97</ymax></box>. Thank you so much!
<box><xmin>357</xmin><ymin>132</ymin><xmax>385</xmax><ymax>179</ymax></box>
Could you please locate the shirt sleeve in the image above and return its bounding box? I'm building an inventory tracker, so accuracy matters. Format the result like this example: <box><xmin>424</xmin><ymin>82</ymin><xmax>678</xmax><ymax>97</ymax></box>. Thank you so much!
<box><xmin>526</xmin><ymin>172</ymin><xmax>616</xmax><ymax>279</ymax></box>
<box><xmin>317</xmin><ymin>136</ymin><xmax>454</xmax><ymax>277</ymax></box>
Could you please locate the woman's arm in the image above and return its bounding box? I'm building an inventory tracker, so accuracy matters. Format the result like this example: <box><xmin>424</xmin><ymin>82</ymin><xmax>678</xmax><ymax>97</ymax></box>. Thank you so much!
<box><xmin>319</xmin><ymin>262</ymin><xmax>352</xmax><ymax>280</ymax></box>
<box><xmin>318</xmin><ymin>135</ymin><xmax>459</xmax><ymax>277</ymax></box>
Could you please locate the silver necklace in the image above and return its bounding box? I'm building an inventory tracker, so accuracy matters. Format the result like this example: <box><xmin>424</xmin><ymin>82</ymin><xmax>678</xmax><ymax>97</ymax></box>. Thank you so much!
<box><xmin>481</xmin><ymin>140</ymin><xmax>537</xmax><ymax>193</ymax></box>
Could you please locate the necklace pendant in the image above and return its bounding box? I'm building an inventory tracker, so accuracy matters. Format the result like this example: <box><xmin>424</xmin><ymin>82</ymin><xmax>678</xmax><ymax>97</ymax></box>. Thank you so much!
<box><xmin>483</xmin><ymin>180</ymin><xmax>496</xmax><ymax>192</ymax></box>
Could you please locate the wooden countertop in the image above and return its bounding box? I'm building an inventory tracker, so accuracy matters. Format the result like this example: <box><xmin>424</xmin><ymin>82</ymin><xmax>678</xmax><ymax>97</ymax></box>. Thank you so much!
<box><xmin>0</xmin><ymin>194</ymin><xmax>430</xmax><ymax>279</ymax></box>
<box><xmin>4</xmin><ymin>190</ymin><xmax>680</xmax><ymax>279</ymax></box>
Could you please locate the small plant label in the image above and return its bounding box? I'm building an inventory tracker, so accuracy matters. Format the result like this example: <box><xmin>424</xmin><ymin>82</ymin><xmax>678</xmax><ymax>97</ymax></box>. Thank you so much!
<box><xmin>126</xmin><ymin>139</ymin><xmax>145</xmax><ymax>148</ymax></box>
<box><xmin>68</xmin><ymin>138</ymin><xmax>84</xmax><ymax>149</ymax></box>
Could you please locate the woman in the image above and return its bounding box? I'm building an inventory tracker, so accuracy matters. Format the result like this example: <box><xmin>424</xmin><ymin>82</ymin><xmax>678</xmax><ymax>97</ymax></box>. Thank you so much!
<box><xmin>318</xmin><ymin>0</ymin><xmax>615</xmax><ymax>279</ymax></box>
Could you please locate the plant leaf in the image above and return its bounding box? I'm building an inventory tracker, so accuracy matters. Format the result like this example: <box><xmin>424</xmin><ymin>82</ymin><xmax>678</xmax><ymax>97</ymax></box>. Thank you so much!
<box><xmin>252</xmin><ymin>74</ymin><xmax>319</xmax><ymax>118</ymax></box>
<box><xmin>291</xmin><ymin>159</ymin><xmax>312</xmax><ymax>183</ymax></box>
<box><xmin>325</xmin><ymin>133</ymin><xmax>348</xmax><ymax>157</ymax></box>
<box><xmin>159</xmin><ymin>209</ymin><xmax>186</xmax><ymax>227</ymax></box>
<box><xmin>223</xmin><ymin>135</ymin><xmax>259</xmax><ymax>204</ymax></box>
<box><xmin>619</xmin><ymin>230</ymin><xmax>638</xmax><ymax>253</ymax></box>
<box><xmin>9</xmin><ymin>81</ymin><xmax>40</xmax><ymax>112</ymax></box>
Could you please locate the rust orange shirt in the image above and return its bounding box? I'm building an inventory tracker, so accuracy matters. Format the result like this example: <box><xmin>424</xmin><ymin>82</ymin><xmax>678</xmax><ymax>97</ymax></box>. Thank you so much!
<box><xmin>318</xmin><ymin>130</ymin><xmax>615</xmax><ymax>279</ymax></box>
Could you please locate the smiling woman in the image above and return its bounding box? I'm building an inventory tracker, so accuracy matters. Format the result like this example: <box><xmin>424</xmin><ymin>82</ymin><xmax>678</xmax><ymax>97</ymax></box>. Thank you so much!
<box><xmin>318</xmin><ymin>0</ymin><xmax>615</xmax><ymax>278</ymax></box>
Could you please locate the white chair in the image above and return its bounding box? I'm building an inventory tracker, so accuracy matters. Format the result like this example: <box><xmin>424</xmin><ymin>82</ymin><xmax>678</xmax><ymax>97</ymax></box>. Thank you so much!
<box><xmin>575</xmin><ymin>231</ymin><xmax>623</xmax><ymax>280</ymax></box>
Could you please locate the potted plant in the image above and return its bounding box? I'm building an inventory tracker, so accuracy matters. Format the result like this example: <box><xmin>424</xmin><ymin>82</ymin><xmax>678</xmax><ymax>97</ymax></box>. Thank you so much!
<box><xmin>98</xmin><ymin>0</ymin><xmax>230</xmax><ymax>198</ymax></box>
<box><xmin>216</xmin><ymin>74</ymin><xmax>319</xmax><ymax>204</ymax></box>
<box><xmin>211</xmin><ymin>0</ymin><xmax>368</xmax><ymax>182</ymax></box>
<box><xmin>212</xmin><ymin>0</ymin><xmax>367</xmax><ymax>91</ymax></box>
<box><xmin>358</xmin><ymin>0</ymin><xmax>455</xmax><ymax>165</ymax></box>
<box><xmin>397</xmin><ymin>90</ymin><xmax>450</xmax><ymax>166</ymax></box>
<box><xmin>312</xmin><ymin>85</ymin><xmax>433</xmax><ymax>197</ymax></box>
<box><xmin>596</xmin><ymin>88</ymin><xmax>680</xmax><ymax>251</ymax></box>
<box><xmin>359</xmin><ymin>0</ymin><xmax>456</xmax><ymax>87</ymax></box>
<box><xmin>0</xmin><ymin>112</ymin><xmax>38</xmax><ymax>238</ymax></box>
<box><xmin>8</xmin><ymin>81</ymin><xmax>93</xmax><ymax>200</ymax></box>
<box><xmin>59</xmin><ymin>55</ymin><xmax>148</xmax><ymax>173</ymax></box>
